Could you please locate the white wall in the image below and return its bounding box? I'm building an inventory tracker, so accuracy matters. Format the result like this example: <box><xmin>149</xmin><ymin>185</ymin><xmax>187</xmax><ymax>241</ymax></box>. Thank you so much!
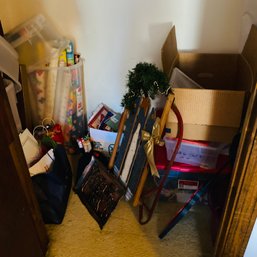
<box><xmin>240</xmin><ymin>0</ymin><xmax>257</xmax><ymax>50</ymax></box>
<box><xmin>0</xmin><ymin>0</ymin><xmax>244</xmax><ymax>118</ymax></box>
<box><xmin>244</xmin><ymin>218</ymin><xmax>257</xmax><ymax>257</ymax></box>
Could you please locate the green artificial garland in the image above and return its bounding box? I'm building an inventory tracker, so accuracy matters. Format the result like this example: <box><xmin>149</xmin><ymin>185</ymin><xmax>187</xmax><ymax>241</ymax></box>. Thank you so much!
<box><xmin>121</xmin><ymin>62</ymin><xmax>171</xmax><ymax>110</ymax></box>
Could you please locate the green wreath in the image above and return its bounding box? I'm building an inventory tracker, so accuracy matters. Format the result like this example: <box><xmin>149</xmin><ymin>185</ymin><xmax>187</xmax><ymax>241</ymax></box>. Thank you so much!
<box><xmin>121</xmin><ymin>62</ymin><xmax>171</xmax><ymax>110</ymax></box>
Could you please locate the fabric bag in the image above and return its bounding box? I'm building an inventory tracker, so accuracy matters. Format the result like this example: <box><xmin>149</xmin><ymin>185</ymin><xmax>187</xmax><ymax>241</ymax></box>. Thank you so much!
<box><xmin>31</xmin><ymin>144</ymin><xmax>72</xmax><ymax>224</ymax></box>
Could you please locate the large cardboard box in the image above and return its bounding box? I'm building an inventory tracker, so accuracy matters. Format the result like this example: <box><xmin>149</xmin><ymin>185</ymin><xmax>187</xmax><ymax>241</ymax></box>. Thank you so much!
<box><xmin>162</xmin><ymin>25</ymin><xmax>257</xmax><ymax>142</ymax></box>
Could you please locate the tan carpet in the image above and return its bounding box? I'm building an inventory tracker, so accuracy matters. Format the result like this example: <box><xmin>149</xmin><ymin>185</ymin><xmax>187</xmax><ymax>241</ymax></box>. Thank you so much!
<box><xmin>45</xmin><ymin>191</ymin><xmax>214</xmax><ymax>257</ymax></box>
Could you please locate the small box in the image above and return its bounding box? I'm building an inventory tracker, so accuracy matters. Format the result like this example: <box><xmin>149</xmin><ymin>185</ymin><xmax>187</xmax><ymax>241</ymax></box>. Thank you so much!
<box><xmin>88</xmin><ymin>103</ymin><xmax>121</xmax><ymax>156</ymax></box>
<box><xmin>162</xmin><ymin>25</ymin><xmax>257</xmax><ymax>143</ymax></box>
<box><xmin>89</xmin><ymin>127</ymin><xmax>118</xmax><ymax>155</ymax></box>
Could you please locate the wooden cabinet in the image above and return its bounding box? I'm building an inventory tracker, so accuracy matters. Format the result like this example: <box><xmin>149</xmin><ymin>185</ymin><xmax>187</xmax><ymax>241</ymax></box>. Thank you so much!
<box><xmin>0</xmin><ymin>78</ymin><xmax>48</xmax><ymax>257</ymax></box>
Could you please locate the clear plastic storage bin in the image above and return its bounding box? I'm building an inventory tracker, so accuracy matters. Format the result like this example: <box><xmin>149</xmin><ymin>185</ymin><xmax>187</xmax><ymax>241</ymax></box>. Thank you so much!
<box><xmin>164</xmin><ymin>136</ymin><xmax>224</xmax><ymax>169</ymax></box>
<box><xmin>5</xmin><ymin>14</ymin><xmax>68</xmax><ymax>69</ymax></box>
<box><xmin>169</xmin><ymin>67</ymin><xmax>202</xmax><ymax>89</ymax></box>
<box><xmin>28</xmin><ymin>60</ymin><xmax>86</xmax><ymax>151</ymax></box>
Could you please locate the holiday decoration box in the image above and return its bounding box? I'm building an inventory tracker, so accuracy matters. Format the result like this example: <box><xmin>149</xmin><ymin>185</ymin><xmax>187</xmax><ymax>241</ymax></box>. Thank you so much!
<box><xmin>162</xmin><ymin>25</ymin><xmax>257</xmax><ymax>143</ymax></box>
<box><xmin>88</xmin><ymin>104</ymin><xmax>121</xmax><ymax>155</ymax></box>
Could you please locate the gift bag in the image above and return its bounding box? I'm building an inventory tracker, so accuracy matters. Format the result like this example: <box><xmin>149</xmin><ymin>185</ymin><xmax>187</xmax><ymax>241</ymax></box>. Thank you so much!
<box><xmin>31</xmin><ymin>144</ymin><xmax>72</xmax><ymax>224</ymax></box>
<box><xmin>75</xmin><ymin>157</ymin><xmax>125</xmax><ymax>229</ymax></box>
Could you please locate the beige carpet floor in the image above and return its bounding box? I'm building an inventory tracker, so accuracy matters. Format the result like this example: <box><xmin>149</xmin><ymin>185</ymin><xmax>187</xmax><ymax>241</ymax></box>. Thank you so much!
<box><xmin>45</xmin><ymin>191</ymin><xmax>214</xmax><ymax>257</ymax></box>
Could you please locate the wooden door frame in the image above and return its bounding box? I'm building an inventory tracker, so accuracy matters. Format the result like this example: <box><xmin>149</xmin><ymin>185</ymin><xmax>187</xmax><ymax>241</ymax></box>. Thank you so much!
<box><xmin>214</xmin><ymin>84</ymin><xmax>257</xmax><ymax>256</ymax></box>
<box><xmin>0</xmin><ymin>76</ymin><xmax>48</xmax><ymax>256</ymax></box>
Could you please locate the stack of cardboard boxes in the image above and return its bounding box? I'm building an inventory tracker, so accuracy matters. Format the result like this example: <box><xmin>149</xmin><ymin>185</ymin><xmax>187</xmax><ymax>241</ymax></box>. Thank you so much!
<box><xmin>156</xmin><ymin>25</ymin><xmax>257</xmax><ymax>202</ymax></box>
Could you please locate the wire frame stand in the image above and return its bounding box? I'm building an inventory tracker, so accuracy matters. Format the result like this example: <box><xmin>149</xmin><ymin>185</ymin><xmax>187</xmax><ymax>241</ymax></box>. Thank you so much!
<box><xmin>138</xmin><ymin>102</ymin><xmax>183</xmax><ymax>225</ymax></box>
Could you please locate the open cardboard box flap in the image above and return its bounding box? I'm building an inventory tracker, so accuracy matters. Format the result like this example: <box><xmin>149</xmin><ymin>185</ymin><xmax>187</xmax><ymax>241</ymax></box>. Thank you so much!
<box><xmin>162</xmin><ymin>25</ymin><xmax>257</xmax><ymax>142</ymax></box>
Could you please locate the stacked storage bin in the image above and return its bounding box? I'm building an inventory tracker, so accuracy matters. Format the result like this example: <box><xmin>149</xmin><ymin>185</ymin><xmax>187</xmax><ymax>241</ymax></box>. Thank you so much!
<box><xmin>6</xmin><ymin>15</ymin><xmax>86</xmax><ymax>152</ymax></box>
<box><xmin>155</xmin><ymin>68</ymin><xmax>232</xmax><ymax>203</ymax></box>
<box><xmin>155</xmin><ymin>140</ymin><xmax>230</xmax><ymax>203</ymax></box>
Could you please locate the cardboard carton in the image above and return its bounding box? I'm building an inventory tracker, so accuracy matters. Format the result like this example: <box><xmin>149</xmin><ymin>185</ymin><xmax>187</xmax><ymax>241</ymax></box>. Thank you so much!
<box><xmin>162</xmin><ymin>25</ymin><xmax>257</xmax><ymax>142</ymax></box>
<box><xmin>89</xmin><ymin>127</ymin><xmax>118</xmax><ymax>154</ymax></box>
<box><xmin>88</xmin><ymin>103</ymin><xmax>120</xmax><ymax>155</ymax></box>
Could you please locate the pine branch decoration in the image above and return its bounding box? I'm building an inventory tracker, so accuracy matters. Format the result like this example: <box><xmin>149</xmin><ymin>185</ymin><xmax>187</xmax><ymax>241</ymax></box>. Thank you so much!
<box><xmin>121</xmin><ymin>62</ymin><xmax>171</xmax><ymax>110</ymax></box>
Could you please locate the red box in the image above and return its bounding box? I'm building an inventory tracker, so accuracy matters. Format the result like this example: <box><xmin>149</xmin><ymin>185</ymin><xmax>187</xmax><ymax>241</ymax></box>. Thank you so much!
<box><xmin>154</xmin><ymin>145</ymin><xmax>231</xmax><ymax>202</ymax></box>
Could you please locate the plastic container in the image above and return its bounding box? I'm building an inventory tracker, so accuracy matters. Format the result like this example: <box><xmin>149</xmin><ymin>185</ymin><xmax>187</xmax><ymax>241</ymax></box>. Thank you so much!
<box><xmin>164</xmin><ymin>136</ymin><xmax>224</xmax><ymax>169</ymax></box>
<box><xmin>169</xmin><ymin>67</ymin><xmax>202</xmax><ymax>89</ymax></box>
<box><xmin>5</xmin><ymin>14</ymin><xmax>68</xmax><ymax>69</ymax></box>
<box><xmin>0</xmin><ymin>36</ymin><xmax>21</xmax><ymax>92</ymax></box>
<box><xmin>154</xmin><ymin>144</ymin><xmax>231</xmax><ymax>202</ymax></box>
<box><xmin>5</xmin><ymin>79</ymin><xmax>22</xmax><ymax>132</ymax></box>
<box><xmin>28</xmin><ymin>60</ymin><xmax>86</xmax><ymax>151</ymax></box>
